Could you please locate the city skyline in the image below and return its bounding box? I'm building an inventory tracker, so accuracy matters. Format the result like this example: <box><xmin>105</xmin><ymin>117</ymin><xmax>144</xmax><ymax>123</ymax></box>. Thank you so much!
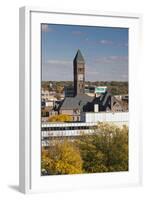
<box><xmin>41</xmin><ymin>24</ymin><xmax>128</xmax><ymax>82</ymax></box>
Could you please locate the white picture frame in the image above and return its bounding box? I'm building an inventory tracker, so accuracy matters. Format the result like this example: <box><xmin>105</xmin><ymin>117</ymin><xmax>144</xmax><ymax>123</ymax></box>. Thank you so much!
<box><xmin>19</xmin><ymin>6</ymin><xmax>143</xmax><ymax>194</ymax></box>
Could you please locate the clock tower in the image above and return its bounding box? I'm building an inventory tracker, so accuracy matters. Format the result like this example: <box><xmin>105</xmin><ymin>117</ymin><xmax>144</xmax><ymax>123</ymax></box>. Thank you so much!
<box><xmin>73</xmin><ymin>49</ymin><xmax>85</xmax><ymax>96</ymax></box>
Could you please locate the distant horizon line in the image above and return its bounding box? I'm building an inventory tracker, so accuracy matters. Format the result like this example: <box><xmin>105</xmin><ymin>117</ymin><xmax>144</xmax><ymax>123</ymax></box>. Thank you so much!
<box><xmin>42</xmin><ymin>80</ymin><xmax>128</xmax><ymax>82</ymax></box>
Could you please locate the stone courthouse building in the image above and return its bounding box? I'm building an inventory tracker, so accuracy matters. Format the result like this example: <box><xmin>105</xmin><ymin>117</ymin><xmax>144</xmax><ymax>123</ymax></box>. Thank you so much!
<box><xmin>59</xmin><ymin>50</ymin><xmax>127</xmax><ymax>121</ymax></box>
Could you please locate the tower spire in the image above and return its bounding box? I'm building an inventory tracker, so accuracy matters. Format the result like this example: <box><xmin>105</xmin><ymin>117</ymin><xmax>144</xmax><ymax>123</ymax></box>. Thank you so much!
<box><xmin>73</xmin><ymin>49</ymin><xmax>85</xmax><ymax>63</ymax></box>
<box><xmin>73</xmin><ymin>50</ymin><xmax>85</xmax><ymax>96</ymax></box>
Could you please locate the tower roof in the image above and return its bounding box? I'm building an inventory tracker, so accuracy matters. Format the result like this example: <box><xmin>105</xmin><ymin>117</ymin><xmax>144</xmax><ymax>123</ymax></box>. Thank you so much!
<box><xmin>74</xmin><ymin>49</ymin><xmax>85</xmax><ymax>63</ymax></box>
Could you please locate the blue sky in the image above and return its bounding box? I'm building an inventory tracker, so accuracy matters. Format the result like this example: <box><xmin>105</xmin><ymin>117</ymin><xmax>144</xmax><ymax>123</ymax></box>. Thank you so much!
<box><xmin>41</xmin><ymin>24</ymin><xmax>128</xmax><ymax>81</ymax></box>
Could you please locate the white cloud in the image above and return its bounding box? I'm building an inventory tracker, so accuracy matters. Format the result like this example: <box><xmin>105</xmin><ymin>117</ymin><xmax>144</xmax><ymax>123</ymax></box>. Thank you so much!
<box><xmin>86</xmin><ymin>66</ymin><xmax>99</xmax><ymax>75</ymax></box>
<box><xmin>109</xmin><ymin>56</ymin><xmax>128</xmax><ymax>62</ymax></box>
<box><xmin>117</xmin><ymin>42</ymin><xmax>128</xmax><ymax>47</ymax></box>
<box><xmin>47</xmin><ymin>59</ymin><xmax>72</xmax><ymax>66</ymax></box>
<box><xmin>96</xmin><ymin>56</ymin><xmax>128</xmax><ymax>64</ymax></box>
<box><xmin>42</xmin><ymin>24</ymin><xmax>53</xmax><ymax>32</ymax></box>
<box><xmin>98</xmin><ymin>40</ymin><xmax>113</xmax><ymax>45</ymax></box>
<box><xmin>121</xmin><ymin>74</ymin><xmax>128</xmax><ymax>79</ymax></box>
<box><xmin>98</xmin><ymin>40</ymin><xmax>128</xmax><ymax>48</ymax></box>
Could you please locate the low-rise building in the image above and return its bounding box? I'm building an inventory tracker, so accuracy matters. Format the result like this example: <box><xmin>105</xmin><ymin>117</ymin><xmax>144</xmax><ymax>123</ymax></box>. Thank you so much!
<box><xmin>41</xmin><ymin>111</ymin><xmax>129</xmax><ymax>146</ymax></box>
<box><xmin>41</xmin><ymin>89</ymin><xmax>50</xmax><ymax>101</ymax></box>
<box><xmin>59</xmin><ymin>90</ymin><xmax>127</xmax><ymax>121</ymax></box>
<box><xmin>59</xmin><ymin>94</ymin><xmax>94</xmax><ymax>121</ymax></box>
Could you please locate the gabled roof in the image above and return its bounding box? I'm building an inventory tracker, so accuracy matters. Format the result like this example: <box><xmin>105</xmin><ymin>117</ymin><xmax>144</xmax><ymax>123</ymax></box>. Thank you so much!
<box><xmin>73</xmin><ymin>49</ymin><xmax>85</xmax><ymax>63</ymax></box>
<box><xmin>102</xmin><ymin>91</ymin><xmax>111</xmax><ymax>106</ymax></box>
<box><xmin>99</xmin><ymin>91</ymin><xmax>128</xmax><ymax>111</ymax></box>
<box><xmin>59</xmin><ymin>94</ymin><xmax>94</xmax><ymax>111</ymax></box>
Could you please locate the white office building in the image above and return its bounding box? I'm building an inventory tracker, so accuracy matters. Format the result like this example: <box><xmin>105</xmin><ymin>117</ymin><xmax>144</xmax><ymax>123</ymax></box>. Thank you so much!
<box><xmin>41</xmin><ymin>111</ymin><xmax>128</xmax><ymax>147</ymax></box>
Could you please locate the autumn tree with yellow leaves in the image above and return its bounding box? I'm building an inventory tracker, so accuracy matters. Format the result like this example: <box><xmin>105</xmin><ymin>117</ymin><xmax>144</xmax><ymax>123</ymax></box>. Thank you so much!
<box><xmin>41</xmin><ymin>140</ymin><xmax>83</xmax><ymax>175</ymax></box>
<box><xmin>48</xmin><ymin>114</ymin><xmax>72</xmax><ymax>122</ymax></box>
<box><xmin>41</xmin><ymin>123</ymin><xmax>128</xmax><ymax>175</ymax></box>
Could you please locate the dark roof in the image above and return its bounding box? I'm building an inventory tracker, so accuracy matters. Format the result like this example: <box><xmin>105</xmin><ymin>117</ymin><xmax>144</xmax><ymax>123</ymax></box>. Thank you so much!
<box><xmin>60</xmin><ymin>94</ymin><xmax>94</xmax><ymax>111</ymax></box>
<box><xmin>99</xmin><ymin>91</ymin><xmax>127</xmax><ymax>111</ymax></box>
<box><xmin>73</xmin><ymin>49</ymin><xmax>85</xmax><ymax>63</ymax></box>
<box><xmin>102</xmin><ymin>91</ymin><xmax>111</xmax><ymax>106</ymax></box>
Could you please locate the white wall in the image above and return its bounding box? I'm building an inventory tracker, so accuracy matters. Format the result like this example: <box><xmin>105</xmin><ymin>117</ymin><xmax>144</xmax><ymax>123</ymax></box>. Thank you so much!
<box><xmin>0</xmin><ymin>0</ymin><xmax>145</xmax><ymax>200</ymax></box>
<box><xmin>84</xmin><ymin>112</ymin><xmax>128</xmax><ymax>124</ymax></box>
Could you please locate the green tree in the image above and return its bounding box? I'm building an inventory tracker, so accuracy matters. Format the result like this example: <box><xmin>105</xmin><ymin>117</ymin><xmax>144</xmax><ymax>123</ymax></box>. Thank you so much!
<box><xmin>77</xmin><ymin>123</ymin><xmax>128</xmax><ymax>173</ymax></box>
<box><xmin>42</xmin><ymin>123</ymin><xmax>128</xmax><ymax>175</ymax></box>
<box><xmin>77</xmin><ymin>133</ymin><xmax>108</xmax><ymax>173</ymax></box>
<box><xmin>41</xmin><ymin>140</ymin><xmax>83</xmax><ymax>175</ymax></box>
<box><xmin>107</xmin><ymin>125</ymin><xmax>128</xmax><ymax>171</ymax></box>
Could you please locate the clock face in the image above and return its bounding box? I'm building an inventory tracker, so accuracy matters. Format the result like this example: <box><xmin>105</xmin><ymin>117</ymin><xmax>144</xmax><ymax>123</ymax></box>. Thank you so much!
<box><xmin>78</xmin><ymin>74</ymin><xmax>83</xmax><ymax>81</ymax></box>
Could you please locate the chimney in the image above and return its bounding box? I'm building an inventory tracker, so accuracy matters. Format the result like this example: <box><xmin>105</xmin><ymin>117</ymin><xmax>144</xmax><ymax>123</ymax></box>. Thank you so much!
<box><xmin>94</xmin><ymin>104</ymin><xmax>99</xmax><ymax>112</ymax></box>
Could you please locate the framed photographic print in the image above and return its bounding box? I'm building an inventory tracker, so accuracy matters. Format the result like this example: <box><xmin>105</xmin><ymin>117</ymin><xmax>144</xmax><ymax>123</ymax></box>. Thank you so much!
<box><xmin>19</xmin><ymin>7</ymin><xmax>142</xmax><ymax>193</ymax></box>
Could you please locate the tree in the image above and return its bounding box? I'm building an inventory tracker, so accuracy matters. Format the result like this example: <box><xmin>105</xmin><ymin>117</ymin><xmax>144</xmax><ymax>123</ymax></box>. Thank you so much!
<box><xmin>77</xmin><ymin>133</ymin><xmax>108</xmax><ymax>173</ymax></box>
<box><xmin>54</xmin><ymin>93</ymin><xmax>61</xmax><ymax>100</ymax></box>
<box><xmin>41</xmin><ymin>140</ymin><xmax>83</xmax><ymax>175</ymax></box>
<box><xmin>48</xmin><ymin>114</ymin><xmax>72</xmax><ymax>122</ymax></box>
<box><xmin>77</xmin><ymin>123</ymin><xmax>128</xmax><ymax>173</ymax></box>
<box><xmin>107</xmin><ymin>125</ymin><xmax>128</xmax><ymax>171</ymax></box>
<box><xmin>56</xmin><ymin>85</ymin><xmax>64</xmax><ymax>94</ymax></box>
<box><xmin>41</xmin><ymin>123</ymin><xmax>128</xmax><ymax>175</ymax></box>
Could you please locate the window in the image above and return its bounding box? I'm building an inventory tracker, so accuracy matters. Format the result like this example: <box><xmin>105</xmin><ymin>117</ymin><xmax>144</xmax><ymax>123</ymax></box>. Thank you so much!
<box><xmin>78</xmin><ymin>68</ymin><xmax>82</xmax><ymax>72</ymax></box>
<box><xmin>77</xmin><ymin>116</ymin><xmax>80</xmax><ymax>121</ymax></box>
